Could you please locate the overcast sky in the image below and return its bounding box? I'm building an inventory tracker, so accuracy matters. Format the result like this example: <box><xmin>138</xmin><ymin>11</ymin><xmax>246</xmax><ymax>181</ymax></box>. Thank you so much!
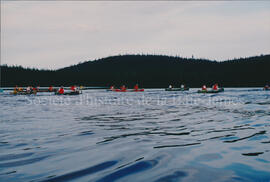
<box><xmin>1</xmin><ymin>1</ymin><xmax>270</xmax><ymax>69</ymax></box>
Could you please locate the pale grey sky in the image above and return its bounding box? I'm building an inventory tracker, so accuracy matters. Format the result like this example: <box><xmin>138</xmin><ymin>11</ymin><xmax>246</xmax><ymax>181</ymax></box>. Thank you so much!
<box><xmin>1</xmin><ymin>1</ymin><xmax>270</xmax><ymax>69</ymax></box>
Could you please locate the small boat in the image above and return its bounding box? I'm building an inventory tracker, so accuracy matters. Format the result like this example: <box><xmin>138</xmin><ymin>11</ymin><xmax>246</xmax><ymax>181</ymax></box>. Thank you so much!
<box><xmin>165</xmin><ymin>87</ymin><xmax>189</xmax><ymax>91</ymax></box>
<box><xmin>10</xmin><ymin>91</ymin><xmax>36</xmax><ymax>95</ymax></box>
<box><xmin>55</xmin><ymin>91</ymin><xmax>82</xmax><ymax>95</ymax></box>
<box><xmin>197</xmin><ymin>88</ymin><xmax>224</xmax><ymax>93</ymax></box>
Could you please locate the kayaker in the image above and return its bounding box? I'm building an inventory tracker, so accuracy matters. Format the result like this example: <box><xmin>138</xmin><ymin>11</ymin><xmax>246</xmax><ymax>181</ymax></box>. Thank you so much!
<box><xmin>212</xmin><ymin>84</ymin><xmax>219</xmax><ymax>91</ymax></box>
<box><xmin>58</xmin><ymin>86</ymin><xmax>64</xmax><ymax>94</ymax></box>
<box><xmin>49</xmin><ymin>86</ymin><xmax>54</xmax><ymax>92</ymax></box>
<box><xmin>169</xmin><ymin>85</ymin><xmax>172</xmax><ymax>89</ymax></box>
<box><xmin>120</xmin><ymin>85</ymin><xmax>126</xmax><ymax>91</ymax></box>
<box><xmin>134</xmin><ymin>84</ymin><xmax>139</xmax><ymax>91</ymax></box>
<box><xmin>110</xmin><ymin>86</ymin><xmax>115</xmax><ymax>90</ymax></box>
<box><xmin>32</xmin><ymin>87</ymin><xmax>37</xmax><ymax>92</ymax></box>
<box><xmin>32</xmin><ymin>86</ymin><xmax>38</xmax><ymax>94</ymax></box>
<box><xmin>26</xmin><ymin>86</ymin><xmax>31</xmax><ymax>93</ymax></box>
<box><xmin>181</xmin><ymin>84</ymin><xmax>184</xmax><ymax>89</ymax></box>
<box><xmin>202</xmin><ymin>85</ymin><xmax>207</xmax><ymax>91</ymax></box>
<box><xmin>13</xmin><ymin>85</ymin><xmax>18</xmax><ymax>94</ymax></box>
<box><xmin>264</xmin><ymin>85</ymin><xmax>269</xmax><ymax>90</ymax></box>
<box><xmin>70</xmin><ymin>85</ymin><xmax>76</xmax><ymax>92</ymax></box>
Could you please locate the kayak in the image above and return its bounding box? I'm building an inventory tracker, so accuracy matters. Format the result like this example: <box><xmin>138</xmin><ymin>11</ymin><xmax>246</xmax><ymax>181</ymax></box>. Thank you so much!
<box><xmin>55</xmin><ymin>91</ymin><xmax>82</xmax><ymax>95</ymax></box>
<box><xmin>165</xmin><ymin>88</ymin><xmax>189</xmax><ymax>91</ymax></box>
<box><xmin>10</xmin><ymin>91</ymin><xmax>36</xmax><ymax>95</ymax></box>
<box><xmin>110</xmin><ymin>89</ymin><xmax>144</xmax><ymax>92</ymax></box>
<box><xmin>130</xmin><ymin>89</ymin><xmax>144</xmax><ymax>92</ymax></box>
<box><xmin>197</xmin><ymin>88</ymin><xmax>224</xmax><ymax>93</ymax></box>
<box><xmin>37</xmin><ymin>89</ymin><xmax>57</xmax><ymax>92</ymax></box>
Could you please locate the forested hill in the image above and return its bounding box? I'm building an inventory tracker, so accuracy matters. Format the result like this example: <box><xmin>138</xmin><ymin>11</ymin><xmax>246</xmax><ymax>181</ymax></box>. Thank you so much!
<box><xmin>1</xmin><ymin>54</ymin><xmax>269</xmax><ymax>88</ymax></box>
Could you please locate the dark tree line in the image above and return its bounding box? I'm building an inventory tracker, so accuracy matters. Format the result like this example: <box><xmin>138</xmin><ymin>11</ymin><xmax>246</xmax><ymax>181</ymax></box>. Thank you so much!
<box><xmin>1</xmin><ymin>54</ymin><xmax>269</xmax><ymax>88</ymax></box>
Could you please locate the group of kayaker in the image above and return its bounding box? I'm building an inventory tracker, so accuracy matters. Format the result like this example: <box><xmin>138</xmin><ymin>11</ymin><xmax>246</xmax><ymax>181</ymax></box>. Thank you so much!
<box><xmin>168</xmin><ymin>84</ymin><xmax>187</xmax><ymax>89</ymax></box>
<box><xmin>13</xmin><ymin>85</ymin><xmax>39</xmax><ymax>94</ymax></box>
<box><xmin>109</xmin><ymin>84</ymin><xmax>144</xmax><ymax>92</ymax></box>
<box><xmin>166</xmin><ymin>83</ymin><xmax>222</xmax><ymax>93</ymax></box>
<box><xmin>201</xmin><ymin>83</ymin><xmax>219</xmax><ymax>91</ymax></box>
<box><xmin>9</xmin><ymin>83</ymin><xmax>269</xmax><ymax>95</ymax></box>
<box><xmin>56</xmin><ymin>85</ymin><xmax>79</xmax><ymax>94</ymax></box>
<box><xmin>166</xmin><ymin>83</ymin><xmax>221</xmax><ymax>91</ymax></box>
<box><xmin>11</xmin><ymin>85</ymin><xmax>80</xmax><ymax>95</ymax></box>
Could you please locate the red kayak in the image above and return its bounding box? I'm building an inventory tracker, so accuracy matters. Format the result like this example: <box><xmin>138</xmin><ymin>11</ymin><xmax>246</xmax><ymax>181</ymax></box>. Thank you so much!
<box><xmin>131</xmin><ymin>89</ymin><xmax>144</xmax><ymax>92</ymax></box>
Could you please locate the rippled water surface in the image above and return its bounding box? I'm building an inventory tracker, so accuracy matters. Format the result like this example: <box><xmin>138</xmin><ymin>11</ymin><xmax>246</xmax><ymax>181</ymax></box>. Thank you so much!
<box><xmin>0</xmin><ymin>88</ymin><xmax>270</xmax><ymax>182</ymax></box>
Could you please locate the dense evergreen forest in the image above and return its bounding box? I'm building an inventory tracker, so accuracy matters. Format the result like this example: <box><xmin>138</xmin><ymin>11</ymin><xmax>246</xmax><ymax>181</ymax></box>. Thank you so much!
<box><xmin>1</xmin><ymin>54</ymin><xmax>269</xmax><ymax>88</ymax></box>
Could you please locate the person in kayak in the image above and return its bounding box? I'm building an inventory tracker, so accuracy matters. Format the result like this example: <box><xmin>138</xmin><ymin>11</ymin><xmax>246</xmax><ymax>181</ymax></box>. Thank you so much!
<box><xmin>212</xmin><ymin>84</ymin><xmax>219</xmax><ymax>91</ymax></box>
<box><xmin>120</xmin><ymin>85</ymin><xmax>126</xmax><ymax>91</ymax></box>
<box><xmin>26</xmin><ymin>86</ymin><xmax>31</xmax><ymax>93</ymax></box>
<box><xmin>70</xmin><ymin>85</ymin><xmax>77</xmax><ymax>92</ymax></box>
<box><xmin>202</xmin><ymin>85</ymin><xmax>207</xmax><ymax>91</ymax></box>
<box><xmin>32</xmin><ymin>86</ymin><xmax>38</xmax><ymax>94</ymax></box>
<box><xmin>18</xmin><ymin>87</ymin><xmax>23</xmax><ymax>92</ymax></box>
<box><xmin>181</xmin><ymin>84</ymin><xmax>185</xmax><ymax>89</ymax></box>
<box><xmin>169</xmin><ymin>85</ymin><xmax>172</xmax><ymax>89</ymax></box>
<box><xmin>13</xmin><ymin>85</ymin><xmax>18</xmax><ymax>94</ymax></box>
<box><xmin>58</xmin><ymin>86</ymin><xmax>64</xmax><ymax>94</ymax></box>
<box><xmin>49</xmin><ymin>86</ymin><xmax>54</xmax><ymax>92</ymax></box>
<box><xmin>110</xmin><ymin>86</ymin><xmax>115</xmax><ymax>91</ymax></box>
<box><xmin>264</xmin><ymin>84</ymin><xmax>269</xmax><ymax>90</ymax></box>
<box><xmin>134</xmin><ymin>84</ymin><xmax>139</xmax><ymax>91</ymax></box>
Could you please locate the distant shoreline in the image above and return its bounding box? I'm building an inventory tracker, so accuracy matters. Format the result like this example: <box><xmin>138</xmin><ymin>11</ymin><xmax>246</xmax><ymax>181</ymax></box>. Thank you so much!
<box><xmin>1</xmin><ymin>54</ymin><xmax>269</xmax><ymax>87</ymax></box>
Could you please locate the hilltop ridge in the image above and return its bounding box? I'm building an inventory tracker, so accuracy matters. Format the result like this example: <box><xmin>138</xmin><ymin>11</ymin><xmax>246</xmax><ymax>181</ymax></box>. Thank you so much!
<box><xmin>1</xmin><ymin>54</ymin><xmax>269</xmax><ymax>87</ymax></box>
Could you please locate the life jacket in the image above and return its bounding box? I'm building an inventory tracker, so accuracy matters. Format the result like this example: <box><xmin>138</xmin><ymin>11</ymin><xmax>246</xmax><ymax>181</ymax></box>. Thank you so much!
<box><xmin>49</xmin><ymin>86</ymin><xmax>53</xmax><ymax>91</ymax></box>
<box><xmin>110</xmin><ymin>86</ymin><xmax>114</xmax><ymax>90</ymax></box>
<box><xmin>70</xmin><ymin>86</ymin><xmax>76</xmax><ymax>91</ymax></box>
<box><xmin>120</xmin><ymin>86</ymin><xmax>126</xmax><ymax>91</ymax></box>
<box><xmin>213</xmin><ymin>84</ymin><xmax>218</xmax><ymax>90</ymax></box>
<box><xmin>134</xmin><ymin>85</ymin><xmax>139</xmax><ymax>90</ymax></box>
<box><xmin>58</xmin><ymin>88</ymin><xmax>64</xmax><ymax>94</ymax></box>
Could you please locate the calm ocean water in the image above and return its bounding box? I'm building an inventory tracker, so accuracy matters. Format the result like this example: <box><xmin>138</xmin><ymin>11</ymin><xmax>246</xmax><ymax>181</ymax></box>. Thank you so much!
<box><xmin>0</xmin><ymin>88</ymin><xmax>269</xmax><ymax>182</ymax></box>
